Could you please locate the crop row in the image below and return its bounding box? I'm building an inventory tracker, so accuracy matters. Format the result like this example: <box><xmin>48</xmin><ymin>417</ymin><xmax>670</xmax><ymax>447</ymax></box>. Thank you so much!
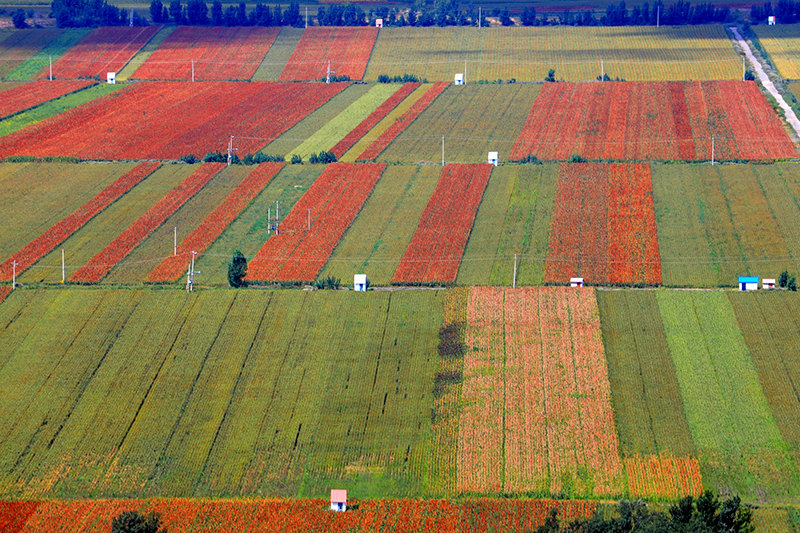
<box><xmin>0</xmin><ymin>80</ymin><xmax>94</xmax><ymax>118</ymax></box>
<box><xmin>0</xmin><ymin>162</ymin><xmax>160</xmax><ymax>281</ymax></box>
<box><xmin>357</xmin><ymin>82</ymin><xmax>449</xmax><ymax>161</ymax></box>
<box><xmin>511</xmin><ymin>81</ymin><xmax>796</xmax><ymax>162</ymax></box>
<box><xmin>70</xmin><ymin>163</ymin><xmax>223</xmax><ymax>282</ymax></box>
<box><xmin>279</xmin><ymin>27</ymin><xmax>378</xmax><ymax>81</ymax></box>
<box><xmin>545</xmin><ymin>163</ymin><xmax>661</xmax><ymax>286</ymax></box>
<box><xmin>132</xmin><ymin>26</ymin><xmax>280</xmax><ymax>81</ymax></box>
<box><xmin>247</xmin><ymin>162</ymin><xmax>386</xmax><ymax>282</ymax></box>
<box><xmin>624</xmin><ymin>456</ymin><xmax>702</xmax><ymax>499</ymax></box>
<box><xmin>392</xmin><ymin>164</ymin><xmax>491</xmax><ymax>284</ymax></box>
<box><xmin>0</xmin><ymin>81</ymin><xmax>346</xmax><ymax>160</ymax></box>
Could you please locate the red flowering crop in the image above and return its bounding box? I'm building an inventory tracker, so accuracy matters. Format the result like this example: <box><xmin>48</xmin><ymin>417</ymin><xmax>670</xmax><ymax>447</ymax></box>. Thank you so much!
<box><xmin>70</xmin><ymin>163</ymin><xmax>224</xmax><ymax>283</ymax></box>
<box><xmin>147</xmin><ymin>162</ymin><xmax>283</xmax><ymax>282</ymax></box>
<box><xmin>0</xmin><ymin>80</ymin><xmax>94</xmax><ymax>118</ymax></box>
<box><xmin>0</xmin><ymin>162</ymin><xmax>161</xmax><ymax>281</ymax></box>
<box><xmin>392</xmin><ymin>163</ymin><xmax>491</xmax><ymax>284</ymax></box>
<box><xmin>279</xmin><ymin>27</ymin><xmax>378</xmax><ymax>81</ymax></box>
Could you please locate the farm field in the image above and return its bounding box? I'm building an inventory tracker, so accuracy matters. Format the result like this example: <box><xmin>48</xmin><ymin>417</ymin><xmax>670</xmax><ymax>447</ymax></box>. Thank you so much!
<box><xmin>0</xmin><ymin>498</ymin><xmax>598</xmax><ymax>533</ymax></box>
<box><xmin>131</xmin><ymin>26</ymin><xmax>280</xmax><ymax>81</ymax></box>
<box><xmin>0</xmin><ymin>29</ymin><xmax>64</xmax><ymax>78</ymax></box>
<box><xmin>0</xmin><ymin>81</ymin><xmax>347</xmax><ymax>160</ymax></box>
<box><xmin>0</xmin><ymin>288</ymin><xmax>444</xmax><ymax>499</ymax></box>
<box><xmin>44</xmin><ymin>26</ymin><xmax>161</xmax><ymax>79</ymax></box>
<box><xmin>752</xmin><ymin>24</ymin><xmax>800</xmax><ymax>80</ymax></box>
<box><xmin>251</xmin><ymin>27</ymin><xmax>304</xmax><ymax>81</ymax></box>
<box><xmin>4</xmin><ymin>29</ymin><xmax>90</xmax><ymax>80</ymax></box>
<box><xmin>456</xmin><ymin>165</ymin><xmax>557</xmax><ymax>287</ymax></box>
<box><xmin>511</xmin><ymin>81</ymin><xmax>797</xmax><ymax>162</ymax></box>
<box><xmin>544</xmin><ymin>163</ymin><xmax>661</xmax><ymax>286</ymax></box>
<box><xmin>377</xmin><ymin>83</ymin><xmax>539</xmax><ymax>164</ymax></box>
<box><xmin>116</xmin><ymin>26</ymin><xmax>176</xmax><ymax>80</ymax></box>
<box><xmin>0</xmin><ymin>79</ymin><xmax>94</xmax><ymax>118</ymax></box>
<box><xmin>364</xmin><ymin>26</ymin><xmax>742</xmax><ymax>82</ymax></box>
<box><xmin>652</xmin><ymin>163</ymin><xmax>800</xmax><ymax>288</ymax></box>
<box><xmin>279</xmin><ymin>26</ymin><xmax>378</xmax><ymax>81</ymax></box>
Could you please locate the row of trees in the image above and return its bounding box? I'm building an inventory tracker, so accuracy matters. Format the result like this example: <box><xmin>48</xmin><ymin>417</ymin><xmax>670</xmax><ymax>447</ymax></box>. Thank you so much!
<box><xmin>149</xmin><ymin>0</ymin><xmax>301</xmax><ymax>26</ymax></box>
<box><xmin>52</xmin><ymin>0</ymin><xmax>147</xmax><ymax>27</ymax></box>
<box><xmin>750</xmin><ymin>0</ymin><xmax>800</xmax><ymax>22</ymax></box>
<box><xmin>522</xmin><ymin>1</ymin><xmax>731</xmax><ymax>26</ymax></box>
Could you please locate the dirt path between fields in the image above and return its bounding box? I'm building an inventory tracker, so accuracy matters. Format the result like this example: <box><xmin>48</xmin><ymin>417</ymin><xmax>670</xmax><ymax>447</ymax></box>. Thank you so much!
<box><xmin>730</xmin><ymin>26</ymin><xmax>800</xmax><ymax>138</ymax></box>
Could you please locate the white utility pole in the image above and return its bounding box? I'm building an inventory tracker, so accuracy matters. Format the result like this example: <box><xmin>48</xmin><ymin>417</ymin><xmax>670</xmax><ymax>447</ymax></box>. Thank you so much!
<box><xmin>305</xmin><ymin>6</ymin><xmax>308</xmax><ymax>27</ymax></box>
<box><xmin>61</xmin><ymin>249</ymin><xmax>65</xmax><ymax>283</ymax></box>
<box><xmin>513</xmin><ymin>254</ymin><xmax>517</xmax><ymax>289</ymax></box>
<box><xmin>12</xmin><ymin>260</ymin><xmax>16</xmax><ymax>290</ymax></box>
<box><xmin>192</xmin><ymin>59</ymin><xmax>195</xmax><ymax>82</ymax></box>
<box><xmin>601</xmin><ymin>59</ymin><xmax>604</xmax><ymax>80</ymax></box>
<box><xmin>49</xmin><ymin>56</ymin><xmax>52</xmax><ymax>81</ymax></box>
<box><xmin>268</xmin><ymin>207</ymin><xmax>271</xmax><ymax>234</ymax></box>
<box><xmin>275</xmin><ymin>200</ymin><xmax>281</xmax><ymax>234</ymax></box>
<box><xmin>711</xmin><ymin>135</ymin><xmax>715</xmax><ymax>165</ymax></box>
<box><xmin>326</xmin><ymin>61</ymin><xmax>334</xmax><ymax>84</ymax></box>
<box><xmin>174</xmin><ymin>227</ymin><xmax>177</xmax><ymax>255</ymax></box>
<box><xmin>130</xmin><ymin>8</ymin><xmax>134</xmax><ymax>26</ymax></box>
<box><xmin>187</xmin><ymin>251</ymin><xmax>197</xmax><ymax>292</ymax></box>
<box><xmin>442</xmin><ymin>136</ymin><xmax>445</xmax><ymax>166</ymax></box>
<box><xmin>478</xmin><ymin>7</ymin><xmax>481</xmax><ymax>27</ymax></box>
<box><xmin>657</xmin><ymin>5</ymin><xmax>660</xmax><ymax>27</ymax></box>
<box><xmin>464</xmin><ymin>59</ymin><xmax>467</xmax><ymax>84</ymax></box>
<box><xmin>227</xmin><ymin>136</ymin><xmax>237</xmax><ymax>166</ymax></box>
<box><xmin>307</xmin><ymin>209</ymin><xmax>311</xmax><ymax>231</ymax></box>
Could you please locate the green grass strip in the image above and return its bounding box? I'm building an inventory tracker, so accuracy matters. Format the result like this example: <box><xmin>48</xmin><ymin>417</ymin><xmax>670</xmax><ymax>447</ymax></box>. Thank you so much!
<box><xmin>0</xmin><ymin>83</ymin><xmax>123</xmax><ymax>138</ymax></box>
<box><xmin>6</xmin><ymin>29</ymin><xmax>91</xmax><ymax>81</ymax></box>
<box><xmin>287</xmin><ymin>83</ymin><xmax>400</xmax><ymax>159</ymax></box>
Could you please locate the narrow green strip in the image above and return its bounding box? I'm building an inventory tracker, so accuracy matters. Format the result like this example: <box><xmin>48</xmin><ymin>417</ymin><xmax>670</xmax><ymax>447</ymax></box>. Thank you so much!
<box><xmin>6</xmin><ymin>29</ymin><xmax>91</xmax><ymax>81</ymax></box>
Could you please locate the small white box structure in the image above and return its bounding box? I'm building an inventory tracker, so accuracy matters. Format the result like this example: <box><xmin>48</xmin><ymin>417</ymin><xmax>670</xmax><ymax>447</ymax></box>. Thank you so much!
<box><xmin>769</xmin><ymin>15</ymin><xmax>776</xmax><ymax>24</ymax></box>
<box><xmin>107</xmin><ymin>72</ymin><xmax>116</xmax><ymax>84</ymax></box>
<box><xmin>375</xmin><ymin>18</ymin><xmax>383</xmax><ymax>27</ymax></box>
<box><xmin>354</xmin><ymin>274</ymin><xmax>367</xmax><ymax>292</ymax></box>
<box><xmin>454</xmin><ymin>73</ymin><xmax>464</xmax><ymax>85</ymax></box>
<box><xmin>763</xmin><ymin>278</ymin><xmax>776</xmax><ymax>289</ymax></box>
<box><xmin>570</xmin><ymin>277</ymin><xmax>584</xmax><ymax>287</ymax></box>
<box><xmin>488</xmin><ymin>151</ymin><xmax>499</xmax><ymax>166</ymax></box>
<box><xmin>331</xmin><ymin>489</ymin><xmax>347</xmax><ymax>512</ymax></box>
<box><xmin>739</xmin><ymin>276</ymin><xmax>759</xmax><ymax>291</ymax></box>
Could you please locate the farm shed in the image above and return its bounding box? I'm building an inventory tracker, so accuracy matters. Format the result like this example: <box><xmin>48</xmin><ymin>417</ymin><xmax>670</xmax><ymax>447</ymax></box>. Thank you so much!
<box><xmin>107</xmin><ymin>72</ymin><xmax>116</xmax><ymax>84</ymax></box>
<box><xmin>739</xmin><ymin>276</ymin><xmax>759</xmax><ymax>291</ymax></box>
<box><xmin>455</xmin><ymin>73</ymin><xmax>464</xmax><ymax>85</ymax></box>
<box><xmin>488</xmin><ymin>152</ymin><xmax>499</xmax><ymax>166</ymax></box>
<box><xmin>354</xmin><ymin>274</ymin><xmax>367</xmax><ymax>291</ymax></box>
<box><xmin>331</xmin><ymin>489</ymin><xmax>347</xmax><ymax>512</ymax></box>
<box><xmin>570</xmin><ymin>277</ymin><xmax>584</xmax><ymax>287</ymax></box>
<box><xmin>763</xmin><ymin>278</ymin><xmax>776</xmax><ymax>289</ymax></box>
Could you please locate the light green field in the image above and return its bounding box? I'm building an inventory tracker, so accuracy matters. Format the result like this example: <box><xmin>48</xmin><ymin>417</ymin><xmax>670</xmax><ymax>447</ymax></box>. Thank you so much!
<box><xmin>251</xmin><ymin>26</ymin><xmax>304</xmax><ymax>81</ymax></box>
<box><xmin>753</xmin><ymin>24</ymin><xmax>800</xmax><ymax>80</ymax></box>
<box><xmin>5</xmin><ymin>28</ymin><xmax>90</xmax><ymax>80</ymax></box>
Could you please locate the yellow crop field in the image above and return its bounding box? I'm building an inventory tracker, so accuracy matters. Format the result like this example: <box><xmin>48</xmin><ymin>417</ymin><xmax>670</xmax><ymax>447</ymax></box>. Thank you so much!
<box><xmin>364</xmin><ymin>26</ymin><xmax>742</xmax><ymax>82</ymax></box>
<box><xmin>753</xmin><ymin>24</ymin><xmax>800</xmax><ymax>79</ymax></box>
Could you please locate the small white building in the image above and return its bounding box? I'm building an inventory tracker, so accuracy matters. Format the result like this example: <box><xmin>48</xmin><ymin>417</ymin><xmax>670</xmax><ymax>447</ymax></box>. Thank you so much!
<box><xmin>739</xmin><ymin>276</ymin><xmax>759</xmax><ymax>291</ymax></box>
<box><xmin>331</xmin><ymin>489</ymin><xmax>347</xmax><ymax>512</ymax></box>
<box><xmin>769</xmin><ymin>15</ymin><xmax>776</xmax><ymax>24</ymax></box>
<box><xmin>107</xmin><ymin>72</ymin><xmax>116</xmax><ymax>84</ymax></box>
<box><xmin>488</xmin><ymin>151</ymin><xmax>499</xmax><ymax>166</ymax></box>
<box><xmin>570</xmin><ymin>277</ymin><xmax>584</xmax><ymax>287</ymax></box>
<box><xmin>375</xmin><ymin>18</ymin><xmax>383</xmax><ymax>27</ymax></box>
<box><xmin>354</xmin><ymin>274</ymin><xmax>367</xmax><ymax>291</ymax></box>
<box><xmin>454</xmin><ymin>73</ymin><xmax>464</xmax><ymax>85</ymax></box>
<box><xmin>763</xmin><ymin>278</ymin><xmax>776</xmax><ymax>289</ymax></box>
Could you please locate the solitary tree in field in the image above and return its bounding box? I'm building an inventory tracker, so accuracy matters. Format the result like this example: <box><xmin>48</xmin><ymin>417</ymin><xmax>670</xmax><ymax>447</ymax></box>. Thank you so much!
<box><xmin>228</xmin><ymin>250</ymin><xmax>248</xmax><ymax>288</ymax></box>
<box><xmin>111</xmin><ymin>511</ymin><xmax>164</xmax><ymax>533</ymax></box>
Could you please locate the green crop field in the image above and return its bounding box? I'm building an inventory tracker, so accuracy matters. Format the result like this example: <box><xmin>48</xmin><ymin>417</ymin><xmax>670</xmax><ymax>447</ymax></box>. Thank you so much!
<box><xmin>364</xmin><ymin>26</ymin><xmax>742</xmax><ymax>83</ymax></box>
<box><xmin>377</xmin><ymin>84</ymin><xmax>539</xmax><ymax>164</ymax></box>
<box><xmin>5</xmin><ymin>28</ymin><xmax>90</xmax><ymax>80</ymax></box>
<box><xmin>0</xmin><ymin>29</ymin><xmax>64</xmax><ymax>78</ymax></box>
<box><xmin>456</xmin><ymin>164</ymin><xmax>557</xmax><ymax>286</ymax></box>
<box><xmin>657</xmin><ymin>290</ymin><xmax>800</xmax><ymax>503</ymax></box>
<box><xmin>251</xmin><ymin>27</ymin><xmax>304</xmax><ymax>81</ymax></box>
<box><xmin>0</xmin><ymin>288</ymin><xmax>444</xmax><ymax>499</ymax></box>
<box><xmin>652</xmin><ymin>164</ymin><xmax>800</xmax><ymax>288</ymax></box>
<box><xmin>753</xmin><ymin>24</ymin><xmax>800</xmax><ymax>80</ymax></box>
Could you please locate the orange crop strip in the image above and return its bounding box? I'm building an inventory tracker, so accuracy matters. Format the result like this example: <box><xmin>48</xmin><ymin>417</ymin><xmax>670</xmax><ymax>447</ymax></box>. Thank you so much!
<box><xmin>279</xmin><ymin>27</ymin><xmax>378</xmax><ymax>81</ymax></box>
<box><xmin>392</xmin><ymin>163</ymin><xmax>492</xmax><ymax>285</ymax></box>
<box><xmin>625</xmin><ymin>456</ymin><xmax>703</xmax><ymax>499</ymax></box>
<box><xmin>329</xmin><ymin>82</ymin><xmax>420</xmax><ymax>159</ymax></box>
<box><xmin>70</xmin><ymin>163</ymin><xmax>224</xmax><ymax>283</ymax></box>
<box><xmin>246</xmin><ymin>162</ymin><xmax>386</xmax><ymax>282</ymax></box>
<box><xmin>0</xmin><ymin>80</ymin><xmax>94</xmax><ymax>118</ymax></box>
<box><xmin>147</xmin><ymin>162</ymin><xmax>284</xmax><ymax>282</ymax></box>
<box><xmin>0</xmin><ymin>162</ymin><xmax>161</xmax><ymax>281</ymax></box>
<box><xmin>357</xmin><ymin>82</ymin><xmax>449</xmax><ymax>161</ymax></box>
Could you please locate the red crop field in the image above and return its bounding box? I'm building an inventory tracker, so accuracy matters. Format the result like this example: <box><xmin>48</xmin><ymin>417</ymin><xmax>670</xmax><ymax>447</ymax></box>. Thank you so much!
<box><xmin>7</xmin><ymin>498</ymin><xmax>597</xmax><ymax>533</ymax></box>
<box><xmin>392</xmin><ymin>164</ymin><xmax>492</xmax><ymax>284</ymax></box>
<box><xmin>133</xmin><ymin>26</ymin><xmax>280</xmax><ymax>81</ymax></box>
<box><xmin>0</xmin><ymin>80</ymin><xmax>94</xmax><ymax>118</ymax></box>
<box><xmin>625</xmin><ymin>456</ymin><xmax>703</xmax><ymax>499</ymax></box>
<box><xmin>43</xmin><ymin>26</ymin><xmax>161</xmax><ymax>79</ymax></box>
<box><xmin>511</xmin><ymin>81</ymin><xmax>796</xmax><ymax>161</ymax></box>
<box><xmin>0</xmin><ymin>81</ymin><xmax>346</xmax><ymax>160</ymax></box>
<box><xmin>330</xmin><ymin>82</ymin><xmax>420</xmax><ymax>158</ymax></box>
<box><xmin>148</xmin><ymin>162</ymin><xmax>283</xmax><ymax>282</ymax></box>
<box><xmin>0</xmin><ymin>500</ymin><xmax>39</xmax><ymax>532</ymax></box>
<box><xmin>0</xmin><ymin>162</ymin><xmax>160</xmax><ymax>281</ymax></box>
<box><xmin>247</xmin><ymin>162</ymin><xmax>386</xmax><ymax>282</ymax></box>
<box><xmin>358</xmin><ymin>82</ymin><xmax>449</xmax><ymax>161</ymax></box>
<box><xmin>70</xmin><ymin>163</ymin><xmax>224</xmax><ymax>283</ymax></box>
<box><xmin>279</xmin><ymin>27</ymin><xmax>378</xmax><ymax>81</ymax></box>
<box><xmin>544</xmin><ymin>163</ymin><xmax>661</xmax><ymax>286</ymax></box>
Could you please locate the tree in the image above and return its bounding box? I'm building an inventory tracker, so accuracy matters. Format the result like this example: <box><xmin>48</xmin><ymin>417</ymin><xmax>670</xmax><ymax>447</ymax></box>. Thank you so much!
<box><xmin>779</xmin><ymin>269</ymin><xmax>789</xmax><ymax>287</ymax></box>
<box><xmin>789</xmin><ymin>276</ymin><xmax>797</xmax><ymax>291</ymax></box>
<box><xmin>149</xmin><ymin>0</ymin><xmax>163</xmax><ymax>22</ymax></box>
<box><xmin>187</xmin><ymin>0</ymin><xmax>208</xmax><ymax>24</ymax></box>
<box><xmin>11</xmin><ymin>9</ymin><xmax>27</xmax><ymax>27</ymax></box>
<box><xmin>211</xmin><ymin>0</ymin><xmax>222</xmax><ymax>23</ymax></box>
<box><xmin>111</xmin><ymin>511</ymin><xmax>164</xmax><ymax>533</ymax></box>
<box><xmin>228</xmin><ymin>250</ymin><xmax>248</xmax><ymax>287</ymax></box>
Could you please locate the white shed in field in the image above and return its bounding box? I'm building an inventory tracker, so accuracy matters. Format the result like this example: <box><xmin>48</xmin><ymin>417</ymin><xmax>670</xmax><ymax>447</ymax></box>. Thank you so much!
<box><xmin>354</xmin><ymin>274</ymin><xmax>367</xmax><ymax>291</ymax></box>
<box><xmin>769</xmin><ymin>15</ymin><xmax>776</xmax><ymax>24</ymax></box>
<box><xmin>763</xmin><ymin>278</ymin><xmax>776</xmax><ymax>289</ymax></box>
<box><xmin>570</xmin><ymin>277</ymin><xmax>584</xmax><ymax>287</ymax></box>
<box><xmin>331</xmin><ymin>489</ymin><xmax>347</xmax><ymax>512</ymax></box>
<box><xmin>454</xmin><ymin>73</ymin><xmax>464</xmax><ymax>85</ymax></box>
<box><xmin>107</xmin><ymin>72</ymin><xmax>116</xmax><ymax>84</ymax></box>
<box><xmin>375</xmin><ymin>18</ymin><xmax>383</xmax><ymax>27</ymax></box>
<box><xmin>739</xmin><ymin>276</ymin><xmax>759</xmax><ymax>291</ymax></box>
<box><xmin>488</xmin><ymin>152</ymin><xmax>499</xmax><ymax>166</ymax></box>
